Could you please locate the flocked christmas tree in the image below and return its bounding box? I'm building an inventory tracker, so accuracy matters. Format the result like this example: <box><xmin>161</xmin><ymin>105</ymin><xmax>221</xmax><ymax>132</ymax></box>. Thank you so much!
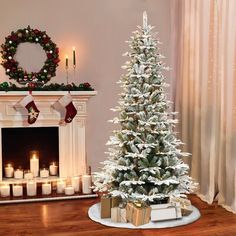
<box><xmin>94</xmin><ymin>12</ymin><xmax>196</xmax><ymax>202</ymax></box>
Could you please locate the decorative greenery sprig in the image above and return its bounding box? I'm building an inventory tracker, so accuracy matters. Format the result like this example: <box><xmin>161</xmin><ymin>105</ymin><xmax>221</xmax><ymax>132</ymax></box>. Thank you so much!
<box><xmin>0</xmin><ymin>82</ymin><xmax>94</xmax><ymax>92</ymax></box>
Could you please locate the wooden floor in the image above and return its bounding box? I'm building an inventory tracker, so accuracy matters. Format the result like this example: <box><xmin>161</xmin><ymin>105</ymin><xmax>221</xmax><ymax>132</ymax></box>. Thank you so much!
<box><xmin>0</xmin><ymin>195</ymin><xmax>235</xmax><ymax>236</ymax></box>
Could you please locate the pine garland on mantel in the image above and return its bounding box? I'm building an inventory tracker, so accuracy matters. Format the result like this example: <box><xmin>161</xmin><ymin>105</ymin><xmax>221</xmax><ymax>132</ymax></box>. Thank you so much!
<box><xmin>0</xmin><ymin>81</ymin><xmax>94</xmax><ymax>92</ymax></box>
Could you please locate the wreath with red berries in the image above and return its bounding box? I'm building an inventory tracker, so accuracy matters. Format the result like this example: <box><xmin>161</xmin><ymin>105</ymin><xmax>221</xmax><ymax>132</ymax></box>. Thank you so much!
<box><xmin>1</xmin><ymin>26</ymin><xmax>60</xmax><ymax>86</ymax></box>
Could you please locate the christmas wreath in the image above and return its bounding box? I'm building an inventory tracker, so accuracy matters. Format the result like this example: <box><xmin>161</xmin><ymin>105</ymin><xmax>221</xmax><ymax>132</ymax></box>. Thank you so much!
<box><xmin>1</xmin><ymin>26</ymin><xmax>60</xmax><ymax>86</ymax></box>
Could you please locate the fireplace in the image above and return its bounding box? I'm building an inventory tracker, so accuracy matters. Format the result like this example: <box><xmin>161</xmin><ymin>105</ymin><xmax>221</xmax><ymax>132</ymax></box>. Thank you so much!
<box><xmin>0</xmin><ymin>91</ymin><xmax>97</xmax><ymax>182</ymax></box>
<box><xmin>2</xmin><ymin>127</ymin><xmax>59</xmax><ymax>178</ymax></box>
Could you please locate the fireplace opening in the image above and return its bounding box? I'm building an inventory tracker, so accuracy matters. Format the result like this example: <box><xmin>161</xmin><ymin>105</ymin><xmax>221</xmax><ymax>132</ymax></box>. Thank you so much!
<box><xmin>2</xmin><ymin>127</ymin><xmax>59</xmax><ymax>178</ymax></box>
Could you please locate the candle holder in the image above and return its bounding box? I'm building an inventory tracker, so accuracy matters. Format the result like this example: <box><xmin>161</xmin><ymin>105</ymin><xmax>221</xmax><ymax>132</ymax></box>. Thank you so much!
<box><xmin>72</xmin><ymin>175</ymin><xmax>81</xmax><ymax>193</ymax></box>
<box><xmin>42</xmin><ymin>181</ymin><xmax>52</xmax><ymax>195</ymax></box>
<box><xmin>12</xmin><ymin>183</ymin><xmax>23</xmax><ymax>197</ymax></box>
<box><xmin>65</xmin><ymin>184</ymin><xmax>75</xmax><ymax>196</ymax></box>
<box><xmin>0</xmin><ymin>183</ymin><xmax>10</xmax><ymax>197</ymax></box>
<box><xmin>26</xmin><ymin>179</ymin><xmax>37</xmax><ymax>197</ymax></box>
<box><xmin>14</xmin><ymin>167</ymin><xmax>24</xmax><ymax>179</ymax></box>
<box><xmin>40</xmin><ymin>168</ymin><xmax>49</xmax><ymax>178</ymax></box>
<box><xmin>73</xmin><ymin>64</ymin><xmax>76</xmax><ymax>83</ymax></box>
<box><xmin>49</xmin><ymin>162</ymin><xmax>58</xmax><ymax>176</ymax></box>
<box><xmin>4</xmin><ymin>163</ymin><xmax>14</xmax><ymax>178</ymax></box>
<box><xmin>24</xmin><ymin>170</ymin><xmax>34</xmax><ymax>179</ymax></box>
<box><xmin>56</xmin><ymin>179</ymin><xmax>66</xmax><ymax>194</ymax></box>
<box><xmin>66</xmin><ymin>66</ymin><xmax>69</xmax><ymax>86</ymax></box>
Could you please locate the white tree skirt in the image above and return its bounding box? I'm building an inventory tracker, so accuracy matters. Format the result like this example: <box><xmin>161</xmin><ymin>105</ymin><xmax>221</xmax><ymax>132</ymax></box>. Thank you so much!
<box><xmin>88</xmin><ymin>203</ymin><xmax>201</xmax><ymax>229</ymax></box>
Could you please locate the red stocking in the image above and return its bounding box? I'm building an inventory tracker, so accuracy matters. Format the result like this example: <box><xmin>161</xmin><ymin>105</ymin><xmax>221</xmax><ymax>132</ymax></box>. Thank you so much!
<box><xmin>58</xmin><ymin>94</ymin><xmax>77</xmax><ymax>123</ymax></box>
<box><xmin>19</xmin><ymin>95</ymin><xmax>40</xmax><ymax>124</ymax></box>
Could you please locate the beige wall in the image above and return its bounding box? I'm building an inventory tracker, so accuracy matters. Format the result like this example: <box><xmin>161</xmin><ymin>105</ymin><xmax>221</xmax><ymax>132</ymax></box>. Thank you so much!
<box><xmin>0</xmin><ymin>0</ymin><xmax>172</xmax><ymax>171</ymax></box>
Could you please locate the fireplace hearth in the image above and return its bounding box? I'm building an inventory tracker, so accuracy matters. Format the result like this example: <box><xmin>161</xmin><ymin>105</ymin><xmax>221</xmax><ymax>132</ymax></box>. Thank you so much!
<box><xmin>2</xmin><ymin>127</ymin><xmax>59</xmax><ymax>178</ymax></box>
<box><xmin>0</xmin><ymin>91</ymin><xmax>97</xmax><ymax>203</ymax></box>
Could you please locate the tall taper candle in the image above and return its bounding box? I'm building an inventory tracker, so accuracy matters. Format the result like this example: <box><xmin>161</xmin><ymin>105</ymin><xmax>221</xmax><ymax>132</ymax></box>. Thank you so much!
<box><xmin>66</xmin><ymin>55</ymin><xmax>69</xmax><ymax>69</ymax></box>
<box><xmin>72</xmin><ymin>47</ymin><xmax>76</xmax><ymax>68</ymax></box>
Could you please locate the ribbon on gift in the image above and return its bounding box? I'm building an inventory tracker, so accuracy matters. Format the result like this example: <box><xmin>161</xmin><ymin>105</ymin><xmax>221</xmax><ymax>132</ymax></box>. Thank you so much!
<box><xmin>170</xmin><ymin>197</ymin><xmax>191</xmax><ymax>209</ymax></box>
<box><xmin>169</xmin><ymin>196</ymin><xmax>192</xmax><ymax>216</ymax></box>
<box><xmin>133</xmin><ymin>200</ymin><xmax>148</xmax><ymax>208</ymax></box>
<box><xmin>127</xmin><ymin>201</ymin><xmax>151</xmax><ymax>226</ymax></box>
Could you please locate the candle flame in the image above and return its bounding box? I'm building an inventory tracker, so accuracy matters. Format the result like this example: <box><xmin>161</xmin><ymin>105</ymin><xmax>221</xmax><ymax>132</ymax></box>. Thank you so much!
<box><xmin>73</xmin><ymin>46</ymin><xmax>76</xmax><ymax>51</ymax></box>
<box><xmin>66</xmin><ymin>55</ymin><xmax>68</xmax><ymax>59</ymax></box>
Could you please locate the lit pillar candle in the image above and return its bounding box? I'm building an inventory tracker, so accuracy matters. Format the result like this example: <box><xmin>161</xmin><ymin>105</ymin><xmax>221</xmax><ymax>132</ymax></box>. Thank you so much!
<box><xmin>27</xmin><ymin>179</ymin><xmax>37</xmax><ymax>196</ymax></box>
<box><xmin>72</xmin><ymin>47</ymin><xmax>76</xmax><ymax>68</ymax></box>
<box><xmin>66</xmin><ymin>55</ymin><xmax>69</xmax><ymax>69</ymax></box>
<box><xmin>72</xmin><ymin>176</ymin><xmax>81</xmax><ymax>193</ymax></box>
<box><xmin>24</xmin><ymin>170</ymin><xmax>34</xmax><ymax>179</ymax></box>
<box><xmin>42</xmin><ymin>182</ymin><xmax>51</xmax><ymax>195</ymax></box>
<box><xmin>57</xmin><ymin>179</ymin><xmax>66</xmax><ymax>194</ymax></box>
<box><xmin>40</xmin><ymin>168</ymin><xmax>49</xmax><ymax>178</ymax></box>
<box><xmin>0</xmin><ymin>184</ymin><xmax>10</xmax><ymax>197</ymax></box>
<box><xmin>13</xmin><ymin>184</ymin><xmax>23</xmax><ymax>197</ymax></box>
<box><xmin>4</xmin><ymin>163</ymin><xmax>14</xmax><ymax>178</ymax></box>
<box><xmin>82</xmin><ymin>174</ymin><xmax>92</xmax><ymax>194</ymax></box>
<box><xmin>30</xmin><ymin>151</ymin><xmax>39</xmax><ymax>177</ymax></box>
<box><xmin>14</xmin><ymin>168</ymin><xmax>24</xmax><ymax>179</ymax></box>
<box><xmin>49</xmin><ymin>162</ymin><xmax>58</xmax><ymax>176</ymax></box>
<box><xmin>65</xmin><ymin>185</ymin><xmax>75</xmax><ymax>195</ymax></box>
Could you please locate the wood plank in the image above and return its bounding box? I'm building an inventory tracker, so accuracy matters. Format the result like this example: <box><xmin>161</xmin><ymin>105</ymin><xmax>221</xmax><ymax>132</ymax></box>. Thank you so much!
<box><xmin>0</xmin><ymin>195</ymin><xmax>235</xmax><ymax>235</ymax></box>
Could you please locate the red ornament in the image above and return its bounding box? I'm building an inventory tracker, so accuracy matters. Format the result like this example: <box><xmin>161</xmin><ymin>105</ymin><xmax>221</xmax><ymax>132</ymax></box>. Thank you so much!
<box><xmin>10</xmin><ymin>34</ymin><xmax>18</xmax><ymax>42</ymax></box>
<box><xmin>47</xmin><ymin>53</ymin><xmax>53</xmax><ymax>59</ymax></box>
<box><xmin>84</xmin><ymin>82</ymin><xmax>91</xmax><ymax>88</ymax></box>
<box><xmin>53</xmin><ymin>58</ymin><xmax>60</xmax><ymax>64</ymax></box>
<box><xmin>28</xmin><ymin>82</ymin><xmax>36</xmax><ymax>90</ymax></box>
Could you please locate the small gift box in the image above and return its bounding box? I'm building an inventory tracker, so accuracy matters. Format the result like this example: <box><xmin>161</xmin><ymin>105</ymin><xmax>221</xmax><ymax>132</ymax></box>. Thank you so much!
<box><xmin>111</xmin><ymin>207</ymin><xmax>127</xmax><ymax>223</ymax></box>
<box><xmin>120</xmin><ymin>208</ymin><xmax>127</xmax><ymax>223</ymax></box>
<box><xmin>101</xmin><ymin>195</ymin><xmax>111</xmax><ymax>218</ymax></box>
<box><xmin>111</xmin><ymin>196</ymin><xmax>122</xmax><ymax>208</ymax></box>
<box><xmin>101</xmin><ymin>195</ymin><xmax>123</xmax><ymax>219</ymax></box>
<box><xmin>126</xmin><ymin>201</ymin><xmax>151</xmax><ymax>226</ymax></box>
<box><xmin>169</xmin><ymin>196</ymin><xmax>192</xmax><ymax>216</ymax></box>
<box><xmin>150</xmin><ymin>203</ymin><xmax>182</xmax><ymax>221</ymax></box>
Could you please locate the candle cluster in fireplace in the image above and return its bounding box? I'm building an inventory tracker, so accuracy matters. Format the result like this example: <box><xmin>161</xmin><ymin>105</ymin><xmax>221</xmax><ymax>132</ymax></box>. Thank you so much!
<box><xmin>4</xmin><ymin>150</ymin><xmax>59</xmax><ymax>179</ymax></box>
<box><xmin>0</xmin><ymin>175</ymin><xmax>92</xmax><ymax>198</ymax></box>
<box><xmin>1</xmin><ymin>149</ymin><xmax>93</xmax><ymax>199</ymax></box>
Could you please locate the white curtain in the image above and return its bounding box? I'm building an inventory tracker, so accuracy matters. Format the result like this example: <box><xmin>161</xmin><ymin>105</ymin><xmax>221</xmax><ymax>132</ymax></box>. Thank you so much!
<box><xmin>171</xmin><ymin>0</ymin><xmax>236</xmax><ymax>213</ymax></box>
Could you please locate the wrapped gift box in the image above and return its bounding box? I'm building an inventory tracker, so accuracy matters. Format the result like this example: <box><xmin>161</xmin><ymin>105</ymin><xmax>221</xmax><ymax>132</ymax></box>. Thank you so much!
<box><xmin>120</xmin><ymin>208</ymin><xmax>127</xmax><ymax>223</ymax></box>
<box><xmin>101</xmin><ymin>195</ymin><xmax>123</xmax><ymax>219</ymax></box>
<box><xmin>111</xmin><ymin>196</ymin><xmax>122</xmax><ymax>208</ymax></box>
<box><xmin>101</xmin><ymin>195</ymin><xmax>111</xmax><ymax>218</ymax></box>
<box><xmin>150</xmin><ymin>203</ymin><xmax>182</xmax><ymax>221</ymax></box>
<box><xmin>126</xmin><ymin>202</ymin><xmax>151</xmax><ymax>226</ymax></box>
<box><xmin>169</xmin><ymin>196</ymin><xmax>193</xmax><ymax>216</ymax></box>
<box><xmin>111</xmin><ymin>207</ymin><xmax>127</xmax><ymax>223</ymax></box>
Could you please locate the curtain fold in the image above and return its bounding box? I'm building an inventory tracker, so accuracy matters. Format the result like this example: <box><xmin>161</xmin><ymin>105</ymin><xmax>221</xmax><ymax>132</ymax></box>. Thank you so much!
<box><xmin>172</xmin><ymin>0</ymin><xmax>236</xmax><ymax>213</ymax></box>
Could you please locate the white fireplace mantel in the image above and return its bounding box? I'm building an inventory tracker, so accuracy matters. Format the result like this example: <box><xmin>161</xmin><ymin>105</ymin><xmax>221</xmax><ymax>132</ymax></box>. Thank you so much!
<box><xmin>0</xmin><ymin>90</ymin><xmax>97</xmax><ymax>181</ymax></box>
